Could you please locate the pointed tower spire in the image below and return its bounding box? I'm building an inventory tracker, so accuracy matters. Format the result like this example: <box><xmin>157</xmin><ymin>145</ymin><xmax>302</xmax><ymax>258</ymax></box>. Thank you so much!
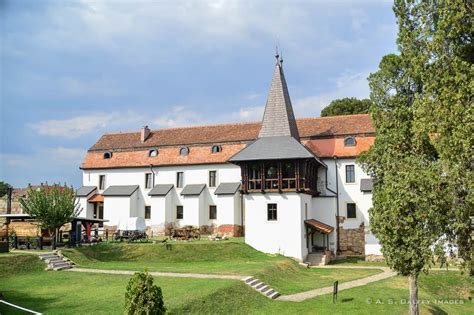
<box><xmin>258</xmin><ymin>52</ymin><xmax>300</xmax><ymax>140</ymax></box>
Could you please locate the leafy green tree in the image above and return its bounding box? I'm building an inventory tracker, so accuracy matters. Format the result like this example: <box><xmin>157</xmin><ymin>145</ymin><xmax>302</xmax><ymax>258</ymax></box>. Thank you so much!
<box><xmin>394</xmin><ymin>0</ymin><xmax>473</xmax><ymax>274</ymax></box>
<box><xmin>359</xmin><ymin>53</ymin><xmax>448</xmax><ymax>315</ymax></box>
<box><xmin>320</xmin><ymin>97</ymin><xmax>372</xmax><ymax>117</ymax></box>
<box><xmin>360</xmin><ymin>1</ymin><xmax>473</xmax><ymax>313</ymax></box>
<box><xmin>125</xmin><ymin>271</ymin><xmax>166</xmax><ymax>315</ymax></box>
<box><xmin>19</xmin><ymin>184</ymin><xmax>80</xmax><ymax>249</ymax></box>
<box><xmin>0</xmin><ymin>182</ymin><xmax>11</xmax><ymax>198</ymax></box>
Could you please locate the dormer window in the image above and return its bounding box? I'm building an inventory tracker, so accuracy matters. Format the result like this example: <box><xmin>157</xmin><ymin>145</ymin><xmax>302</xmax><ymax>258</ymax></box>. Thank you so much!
<box><xmin>103</xmin><ymin>152</ymin><xmax>112</xmax><ymax>159</ymax></box>
<box><xmin>149</xmin><ymin>149</ymin><xmax>158</xmax><ymax>157</ymax></box>
<box><xmin>179</xmin><ymin>147</ymin><xmax>189</xmax><ymax>156</ymax></box>
<box><xmin>344</xmin><ymin>136</ymin><xmax>356</xmax><ymax>147</ymax></box>
<box><xmin>211</xmin><ymin>145</ymin><xmax>221</xmax><ymax>153</ymax></box>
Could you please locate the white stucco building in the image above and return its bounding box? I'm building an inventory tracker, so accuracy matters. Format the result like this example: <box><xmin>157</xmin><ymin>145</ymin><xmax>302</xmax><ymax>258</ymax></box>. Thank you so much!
<box><xmin>77</xmin><ymin>55</ymin><xmax>381</xmax><ymax>262</ymax></box>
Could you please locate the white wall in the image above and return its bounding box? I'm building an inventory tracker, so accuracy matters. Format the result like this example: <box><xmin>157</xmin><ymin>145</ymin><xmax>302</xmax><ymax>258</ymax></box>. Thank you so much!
<box><xmin>77</xmin><ymin>197</ymin><xmax>94</xmax><ymax>218</ymax></box>
<box><xmin>322</xmin><ymin>157</ymin><xmax>381</xmax><ymax>256</ymax></box>
<box><xmin>244</xmin><ymin>192</ymin><xmax>305</xmax><ymax>260</ymax></box>
<box><xmin>311</xmin><ymin>196</ymin><xmax>337</xmax><ymax>253</ymax></box>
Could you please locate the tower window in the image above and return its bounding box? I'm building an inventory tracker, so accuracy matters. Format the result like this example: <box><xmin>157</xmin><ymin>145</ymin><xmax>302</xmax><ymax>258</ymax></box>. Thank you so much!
<box><xmin>267</xmin><ymin>203</ymin><xmax>277</xmax><ymax>221</ymax></box>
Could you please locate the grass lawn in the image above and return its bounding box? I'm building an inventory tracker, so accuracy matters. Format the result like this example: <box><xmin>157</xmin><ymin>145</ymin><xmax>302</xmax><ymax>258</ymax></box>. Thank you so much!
<box><xmin>61</xmin><ymin>241</ymin><xmax>382</xmax><ymax>294</ymax></box>
<box><xmin>1</xmin><ymin>254</ymin><xmax>471</xmax><ymax>314</ymax></box>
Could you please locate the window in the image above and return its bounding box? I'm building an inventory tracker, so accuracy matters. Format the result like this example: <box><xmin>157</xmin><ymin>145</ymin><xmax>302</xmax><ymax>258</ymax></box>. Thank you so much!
<box><xmin>145</xmin><ymin>173</ymin><xmax>153</xmax><ymax>189</ymax></box>
<box><xmin>99</xmin><ymin>175</ymin><xmax>106</xmax><ymax>190</ymax></box>
<box><xmin>265</xmin><ymin>163</ymin><xmax>278</xmax><ymax>189</ymax></box>
<box><xmin>176</xmin><ymin>206</ymin><xmax>183</xmax><ymax>219</ymax></box>
<box><xmin>211</xmin><ymin>145</ymin><xmax>221</xmax><ymax>153</ymax></box>
<box><xmin>176</xmin><ymin>172</ymin><xmax>184</xmax><ymax>188</ymax></box>
<box><xmin>179</xmin><ymin>147</ymin><xmax>189</xmax><ymax>156</ymax></box>
<box><xmin>209</xmin><ymin>205</ymin><xmax>217</xmax><ymax>220</ymax></box>
<box><xmin>267</xmin><ymin>203</ymin><xmax>277</xmax><ymax>221</ymax></box>
<box><xmin>145</xmin><ymin>206</ymin><xmax>151</xmax><ymax>219</ymax></box>
<box><xmin>344</xmin><ymin>136</ymin><xmax>356</xmax><ymax>146</ymax></box>
<box><xmin>209</xmin><ymin>171</ymin><xmax>217</xmax><ymax>187</ymax></box>
<box><xmin>103</xmin><ymin>151</ymin><xmax>112</xmax><ymax>159</ymax></box>
<box><xmin>345</xmin><ymin>165</ymin><xmax>355</xmax><ymax>183</ymax></box>
<box><xmin>149</xmin><ymin>149</ymin><xmax>158</xmax><ymax>157</ymax></box>
<box><xmin>347</xmin><ymin>203</ymin><xmax>357</xmax><ymax>219</ymax></box>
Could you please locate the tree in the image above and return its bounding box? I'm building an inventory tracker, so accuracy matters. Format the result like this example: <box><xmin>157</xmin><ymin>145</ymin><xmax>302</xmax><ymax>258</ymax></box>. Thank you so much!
<box><xmin>0</xmin><ymin>182</ymin><xmax>11</xmax><ymax>198</ymax></box>
<box><xmin>125</xmin><ymin>271</ymin><xmax>166</xmax><ymax>315</ymax></box>
<box><xmin>19</xmin><ymin>184</ymin><xmax>80</xmax><ymax>249</ymax></box>
<box><xmin>359</xmin><ymin>1</ymin><xmax>473</xmax><ymax>314</ymax></box>
<box><xmin>320</xmin><ymin>97</ymin><xmax>372</xmax><ymax>117</ymax></box>
<box><xmin>394</xmin><ymin>0</ymin><xmax>473</xmax><ymax>274</ymax></box>
<box><xmin>359</xmin><ymin>53</ymin><xmax>448</xmax><ymax>315</ymax></box>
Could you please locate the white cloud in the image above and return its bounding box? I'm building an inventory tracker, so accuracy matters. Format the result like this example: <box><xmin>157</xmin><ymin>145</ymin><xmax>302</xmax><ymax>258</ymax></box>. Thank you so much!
<box><xmin>293</xmin><ymin>70</ymin><xmax>371</xmax><ymax>117</ymax></box>
<box><xmin>234</xmin><ymin>106</ymin><xmax>265</xmax><ymax>121</ymax></box>
<box><xmin>30</xmin><ymin>111</ymin><xmax>145</xmax><ymax>138</ymax></box>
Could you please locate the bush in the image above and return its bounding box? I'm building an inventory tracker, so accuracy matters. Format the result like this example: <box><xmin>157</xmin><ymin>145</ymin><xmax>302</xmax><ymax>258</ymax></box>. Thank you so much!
<box><xmin>125</xmin><ymin>271</ymin><xmax>166</xmax><ymax>315</ymax></box>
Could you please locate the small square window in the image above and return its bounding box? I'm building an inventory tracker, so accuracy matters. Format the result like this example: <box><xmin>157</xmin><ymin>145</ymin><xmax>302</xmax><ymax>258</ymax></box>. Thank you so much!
<box><xmin>176</xmin><ymin>172</ymin><xmax>184</xmax><ymax>188</ymax></box>
<box><xmin>209</xmin><ymin>205</ymin><xmax>217</xmax><ymax>220</ymax></box>
<box><xmin>345</xmin><ymin>165</ymin><xmax>355</xmax><ymax>183</ymax></box>
<box><xmin>177</xmin><ymin>206</ymin><xmax>183</xmax><ymax>219</ymax></box>
<box><xmin>267</xmin><ymin>203</ymin><xmax>277</xmax><ymax>221</ymax></box>
<box><xmin>209</xmin><ymin>171</ymin><xmax>217</xmax><ymax>187</ymax></box>
<box><xmin>145</xmin><ymin>206</ymin><xmax>151</xmax><ymax>219</ymax></box>
<box><xmin>145</xmin><ymin>173</ymin><xmax>153</xmax><ymax>189</ymax></box>
<box><xmin>347</xmin><ymin>203</ymin><xmax>356</xmax><ymax>219</ymax></box>
<box><xmin>99</xmin><ymin>175</ymin><xmax>106</xmax><ymax>190</ymax></box>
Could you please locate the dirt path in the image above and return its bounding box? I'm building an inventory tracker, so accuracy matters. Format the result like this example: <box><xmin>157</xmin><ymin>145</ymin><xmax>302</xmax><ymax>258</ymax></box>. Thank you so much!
<box><xmin>277</xmin><ymin>266</ymin><xmax>397</xmax><ymax>302</ymax></box>
<box><xmin>66</xmin><ymin>267</ymin><xmax>247</xmax><ymax>280</ymax></box>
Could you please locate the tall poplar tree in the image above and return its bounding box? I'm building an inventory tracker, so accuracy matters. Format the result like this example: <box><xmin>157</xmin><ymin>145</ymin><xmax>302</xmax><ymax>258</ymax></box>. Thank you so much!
<box><xmin>359</xmin><ymin>1</ymin><xmax>472</xmax><ymax>314</ymax></box>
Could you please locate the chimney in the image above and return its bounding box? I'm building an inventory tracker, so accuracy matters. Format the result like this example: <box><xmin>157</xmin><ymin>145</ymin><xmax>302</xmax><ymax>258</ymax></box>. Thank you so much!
<box><xmin>141</xmin><ymin>126</ymin><xmax>150</xmax><ymax>142</ymax></box>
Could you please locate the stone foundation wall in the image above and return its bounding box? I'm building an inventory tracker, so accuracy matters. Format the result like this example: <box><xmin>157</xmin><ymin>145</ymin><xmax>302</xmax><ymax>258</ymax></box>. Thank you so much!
<box><xmin>339</xmin><ymin>223</ymin><xmax>365</xmax><ymax>256</ymax></box>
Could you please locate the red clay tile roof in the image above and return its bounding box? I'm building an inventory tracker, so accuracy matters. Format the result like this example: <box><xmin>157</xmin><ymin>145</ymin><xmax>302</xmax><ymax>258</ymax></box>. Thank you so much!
<box><xmin>89</xmin><ymin>114</ymin><xmax>374</xmax><ymax>151</ymax></box>
<box><xmin>304</xmin><ymin>219</ymin><xmax>334</xmax><ymax>234</ymax></box>
<box><xmin>81</xmin><ymin>114</ymin><xmax>374</xmax><ymax>169</ymax></box>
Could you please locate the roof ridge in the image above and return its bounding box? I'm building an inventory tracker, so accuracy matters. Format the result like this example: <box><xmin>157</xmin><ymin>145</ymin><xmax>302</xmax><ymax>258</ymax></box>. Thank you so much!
<box><xmin>102</xmin><ymin>114</ymin><xmax>370</xmax><ymax>136</ymax></box>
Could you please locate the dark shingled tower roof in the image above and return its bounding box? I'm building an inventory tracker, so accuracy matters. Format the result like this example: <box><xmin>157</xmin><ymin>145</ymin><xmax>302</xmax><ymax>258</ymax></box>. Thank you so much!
<box><xmin>258</xmin><ymin>55</ymin><xmax>300</xmax><ymax>140</ymax></box>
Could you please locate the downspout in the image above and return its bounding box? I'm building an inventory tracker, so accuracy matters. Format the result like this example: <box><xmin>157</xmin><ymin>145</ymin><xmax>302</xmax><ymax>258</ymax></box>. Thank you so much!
<box><xmin>334</xmin><ymin>156</ymin><xmax>340</xmax><ymax>255</ymax></box>
<box><xmin>240</xmin><ymin>191</ymin><xmax>244</xmax><ymax>236</ymax></box>
<box><xmin>149</xmin><ymin>164</ymin><xmax>156</xmax><ymax>187</ymax></box>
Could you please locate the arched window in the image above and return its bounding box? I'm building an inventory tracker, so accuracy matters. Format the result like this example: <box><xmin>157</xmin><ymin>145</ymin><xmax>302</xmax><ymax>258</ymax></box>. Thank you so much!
<box><xmin>344</xmin><ymin>136</ymin><xmax>356</xmax><ymax>147</ymax></box>
<box><xmin>179</xmin><ymin>147</ymin><xmax>189</xmax><ymax>156</ymax></box>
<box><xmin>103</xmin><ymin>151</ymin><xmax>112</xmax><ymax>159</ymax></box>
<box><xmin>211</xmin><ymin>145</ymin><xmax>221</xmax><ymax>153</ymax></box>
<box><xmin>149</xmin><ymin>149</ymin><xmax>158</xmax><ymax>157</ymax></box>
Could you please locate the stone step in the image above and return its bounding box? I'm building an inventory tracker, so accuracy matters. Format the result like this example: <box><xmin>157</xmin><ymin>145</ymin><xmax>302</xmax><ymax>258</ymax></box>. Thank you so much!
<box><xmin>242</xmin><ymin>277</ymin><xmax>280</xmax><ymax>300</ymax></box>
<box><xmin>53</xmin><ymin>265</ymin><xmax>72</xmax><ymax>271</ymax></box>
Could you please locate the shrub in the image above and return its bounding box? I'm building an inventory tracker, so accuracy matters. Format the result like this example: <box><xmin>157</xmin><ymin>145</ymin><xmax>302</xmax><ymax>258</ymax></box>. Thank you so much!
<box><xmin>124</xmin><ymin>271</ymin><xmax>166</xmax><ymax>315</ymax></box>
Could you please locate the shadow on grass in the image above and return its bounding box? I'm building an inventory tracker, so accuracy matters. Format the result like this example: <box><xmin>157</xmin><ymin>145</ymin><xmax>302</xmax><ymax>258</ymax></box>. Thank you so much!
<box><xmin>427</xmin><ymin>305</ymin><xmax>448</xmax><ymax>315</ymax></box>
<box><xmin>0</xmin><ymin>290</ymin><xmax>56</xmax><ymax>314</ymax></box>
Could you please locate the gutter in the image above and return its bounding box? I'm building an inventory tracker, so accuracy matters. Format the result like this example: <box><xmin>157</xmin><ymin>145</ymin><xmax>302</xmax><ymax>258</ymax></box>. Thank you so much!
<box><xmin>149</xmin><ymin>164</ymin><xmax>156</xmax><ymax>187</ymax></box>
<box><xmin>334</xmin><ymin>156</ymin><xmax>340</xmax><ymax>255</ymax></box>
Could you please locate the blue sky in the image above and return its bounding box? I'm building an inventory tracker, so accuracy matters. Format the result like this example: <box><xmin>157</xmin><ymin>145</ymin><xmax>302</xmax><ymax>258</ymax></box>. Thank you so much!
<box><xmin>0</xmin><ymin>0</ymin><xmax>397</xmax><ymax>188</ymax></box>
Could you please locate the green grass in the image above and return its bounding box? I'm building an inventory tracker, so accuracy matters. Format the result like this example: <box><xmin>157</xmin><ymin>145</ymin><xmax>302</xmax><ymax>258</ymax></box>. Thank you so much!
<box><xmin>1</xmin><ymin>255</ymin><xmax>471</xmax><ymax>314</ymax></box>
<box><xmin>255</xmin><ymin>260</ymin><xmax>381</xmax><ymax>294</ymax></box>
<box><xmin>329</xmin><ymin>256</ymin><xmax>388</xmax><ymax>267</ymax></box>
<box><xmin>61</xmin><ymin>242</ymin><xmax>382</xmax><ymax>294</ymax></box>
<box><xmin>62</xmin><ymin>240</ymin><xmax>289</xmax><ymax>275</ymax></box>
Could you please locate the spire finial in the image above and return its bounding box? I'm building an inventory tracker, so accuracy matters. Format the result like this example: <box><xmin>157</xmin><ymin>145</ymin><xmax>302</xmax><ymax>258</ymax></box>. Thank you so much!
<box><xmin>280</xmin><ymin>50</ymin><xmax>283</xmax><ymax>65</ymax></box>
<box><xmin>275</xmin><ymin>46</ymin><xmax>279</xmax><ymax>61</ymax></box>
